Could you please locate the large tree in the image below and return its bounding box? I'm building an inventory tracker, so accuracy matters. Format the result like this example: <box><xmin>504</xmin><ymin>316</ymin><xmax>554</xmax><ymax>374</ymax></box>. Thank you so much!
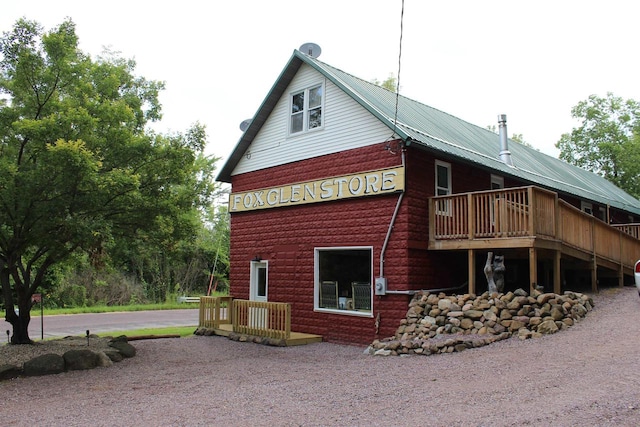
<box><xmin>0</xmin><ymin>18</ymin><xmax>216</xmax><ymax>343</ymax></box>
<box><xmin>556</xmin><ymin>93</ymin><xmax>640</xmax><ymax>198</ymax></box>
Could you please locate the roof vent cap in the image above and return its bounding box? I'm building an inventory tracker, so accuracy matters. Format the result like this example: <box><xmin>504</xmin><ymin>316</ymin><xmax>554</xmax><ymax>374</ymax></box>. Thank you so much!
<box><xmin>498</xmin><ymin>114</ymin><xmax>514</xmax><ymax>167</ymax></box>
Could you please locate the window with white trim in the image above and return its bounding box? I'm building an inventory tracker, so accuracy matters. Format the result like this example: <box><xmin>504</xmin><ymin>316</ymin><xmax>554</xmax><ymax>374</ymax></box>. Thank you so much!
<box><xmin>491</xmin><ymin>174</ymin><xmax>504</xmax><ymax>190</ymax></box>
<box><xmin>315</xmin><ymin>247</ymin><xmax>372</xmax><ymax>315</ymax></box>
<box><xmin>435</xmin><ymin>160</ymin><xmax>452</xmax><ymax>214</ymax></box>
<box><xmin>435</xmin><ymin>160</ymin><xmax>452</xmax><ymax>196</ymax></box>
<box><xmin>289</xmin><ymin>84</ymin><xmax>323</xmax><ymax>135</ymax></box>
<box><xmin>581</xmin><ymin>201</ymin><xmax>593</xmax><ymax>215</ymax></box>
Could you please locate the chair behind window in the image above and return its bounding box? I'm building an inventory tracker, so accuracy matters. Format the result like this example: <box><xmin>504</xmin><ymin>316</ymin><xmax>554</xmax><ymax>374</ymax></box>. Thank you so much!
<box><xmin>320</xmin><ymin>281</ymin><xmax>338</xmax><ymax>308</ymax></box>
<box><xmin>351</xmin><ymin>282</ymin><xmax>371</xmax><ymax>310</ymax></box>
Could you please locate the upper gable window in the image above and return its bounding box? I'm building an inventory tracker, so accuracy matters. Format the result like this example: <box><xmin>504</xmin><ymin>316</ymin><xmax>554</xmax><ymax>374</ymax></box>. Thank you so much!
<box><xmin>289</xmin><ymin>84</ymin><xmax>323</xmax><ymax>135</ymax></box>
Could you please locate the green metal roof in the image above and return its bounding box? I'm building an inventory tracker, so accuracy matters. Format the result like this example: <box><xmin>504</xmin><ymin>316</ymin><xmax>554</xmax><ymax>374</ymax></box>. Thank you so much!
<box><xmin>218</xmin><ymin>50</ymin><xmax>640</xmax><ymax>216</ymax></box>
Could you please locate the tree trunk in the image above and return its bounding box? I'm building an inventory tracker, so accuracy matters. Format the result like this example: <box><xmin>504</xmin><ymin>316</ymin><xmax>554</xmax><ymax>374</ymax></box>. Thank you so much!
<box><xmin>484</xmin><ymin>252</ymin><xmax>497</xmax><ymax>294</ymax></box>
<box><xmin>1</xmin><ymin>265</ymin><xmax>32</xmax><ymax>344</ymax></box>
<box><xmin>5</xmin><ymin>304</ymin><xmax>32</xmax><ymax>344</ymax></box>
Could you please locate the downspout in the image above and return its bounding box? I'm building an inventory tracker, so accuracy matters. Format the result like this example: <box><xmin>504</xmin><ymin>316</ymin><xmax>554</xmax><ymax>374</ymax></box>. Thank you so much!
<box><xmin>379</xmin><ymin>147</ymin><xmax>406</xmax><ymax>281</ymax></box>
<box><xmin>379</xmin><ymin>144</ymin><xmax>474</xmax><ymax>296</ymax></box>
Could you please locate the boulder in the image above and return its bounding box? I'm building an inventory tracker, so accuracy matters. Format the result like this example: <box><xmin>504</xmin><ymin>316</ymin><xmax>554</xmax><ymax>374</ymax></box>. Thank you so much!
<box><xmin>537</xmin><ymin>319</ymin><xmax>559</xmax><ymax>335</ymax></box>
<box><xmin>96</xmin><ymin>351</ymin><xmax>114</xmax><ymax>367</ymax></box>
<box><xmin>23</xmin><ymin>353</ymin><xmax>65</xmax><ymax>376</ymax></box>
<box><xmin>0</xmin><ymin>364</ymin><xmax>21</xmax><ymax>380</ymax></box>
<box><xmin>108</xmin><ymin>341</ymin><xmax>136</xmax><ymax>358</ymax></box>
<box><xmin>63</xmin><ymin>349</ymin><xmax>100</xmax><ymax>371</ymax></box>
<box><xmin>104</xmin><ymin>350</ymin><xmax>124</xmax><ymax>362</ymax></box>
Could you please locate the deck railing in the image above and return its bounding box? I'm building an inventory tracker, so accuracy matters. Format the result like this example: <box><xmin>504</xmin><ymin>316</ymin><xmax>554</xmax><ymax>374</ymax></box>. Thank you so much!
<box><xmin>430</xmin><ymin>186</ymin><xmax>640</xmax><ymax>269</ymax></box>
<box><xmin>199</xmin><ymin>297</ymin><xmax>291</xmax><ymax>340</ymax></box>
<box><xmin>430</xmin><ymin>186</ymin><xmax>558</xmax><ymax>240</ymax></box>
<box><xmin>612</xmin><ymin>223</ymin><xmax>640</xmax><ymax>240</ymax></box>
<box><xmin>559</xmin><ymin>203</ymin><xmax>639</xmax><ymax>268</ymax></box>
<box><xmin>233</xmin><ymin>300</ymin><xmax>291</xmax><ymax>340</ymax></box>
<box><xmin>199</xmin><ymin>296</ymin><xmax>233</xmax><ymax>328</ymax></box>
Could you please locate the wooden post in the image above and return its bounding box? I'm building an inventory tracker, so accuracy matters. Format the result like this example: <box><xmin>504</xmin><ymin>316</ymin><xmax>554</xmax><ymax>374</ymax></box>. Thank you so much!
<box><xmin>554</xmin><ymin>193</ymin><xmax>560</xmax><ymax>239</ymax></box>
<box><xmin>591</xmin><ymin>257</ymin><xmax>598</xmax><ymax>293</ymax></box>
<box><xmin>618</xmin><ymin>229</ymin><xmax>624</xmax><ymax>287</ymax></box>
<box><xmin>467</xmin><ymin>193</ymin><xmax>475</xmax><ymax>240</ymax></box>
<box><xmin>618</xmin><ymin>263</ymin><xmax>624</xmax><ymax>288</ymax></box>
<box><xmin>428</xmin><ymin>198</ymin><xmax>435</xmax><ymax>243</ymax></box>
<box><xmin>553</xmin><ymin>250</ymin><xmax>561</xmax><ymax>294</ymax></box>
<box><xmin>468</xmin><ymin>249</ymin><xmax>476</xmax><ymax>295</ymax></box>
<box><xmin>529</xmin><ymin>247</ymin><xmax>537</xmax><ymax>294</ymax></box>
<box><xmin>591</xmin><ymin>217</ymin><xmax>598</xmax><ymax>293</ymax></box>
<box><xmin>527</xmin><ymin>187</ymin><xmax>535</xmax><ymax>236</ymax></box>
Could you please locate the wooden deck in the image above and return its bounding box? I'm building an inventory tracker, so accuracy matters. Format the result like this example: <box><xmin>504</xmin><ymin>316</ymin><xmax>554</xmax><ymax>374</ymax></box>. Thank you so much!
<box><xmin>198</xmin><ymin>297</ymin><xmax>322</xmax><ymax>346</ymax></box>
<box><xmin>206</xmin><ymin>324</ymin><xmax>323</xmax><ymax>346</ymax></box>
<box><xmin>429</xmin><ymin>186</ymin><xmax>640</xmax><ymax>294</ymax></box>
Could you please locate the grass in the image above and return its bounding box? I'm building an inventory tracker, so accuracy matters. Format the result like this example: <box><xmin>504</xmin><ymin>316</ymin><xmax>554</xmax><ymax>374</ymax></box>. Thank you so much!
<box><xmin>38</xmin><ymin>292</ymin><xmax>228</xmax><ymax>316</ymax></box>
<box><xmin>96</xmin><ymin>325</ymin><xmax>197</xmax><ymax>338</ymax></box>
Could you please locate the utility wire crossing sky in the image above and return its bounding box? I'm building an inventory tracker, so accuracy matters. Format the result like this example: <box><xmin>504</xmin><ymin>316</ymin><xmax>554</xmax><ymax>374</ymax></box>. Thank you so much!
<box><xmin>2</xmin><ymin>1</ymin><xmax>639</xmax><ymax>169</ymax></box>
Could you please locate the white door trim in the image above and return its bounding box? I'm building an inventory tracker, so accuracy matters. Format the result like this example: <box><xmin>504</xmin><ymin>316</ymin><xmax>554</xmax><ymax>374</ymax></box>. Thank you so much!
<box><xmin>249</xmin><ymin>260</ymin><xmax>268</xmax><ymax>302</ymax></box>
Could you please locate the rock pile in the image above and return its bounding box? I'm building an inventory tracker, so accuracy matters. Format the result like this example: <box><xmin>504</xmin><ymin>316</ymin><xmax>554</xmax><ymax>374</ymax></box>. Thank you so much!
<box><xmin>368</xmin><ymin>288</ymin><xmax>594</xmax><ymax>356</ymax></box>
<box><xmin>193</xmin><ymin>328</ymin><xmax>288</xmax><ymax>347</ymax></box>
<box><xmin>0</xmin><ymin>335</ymin><xmax>136</xmax><ymax>380</ymax></box>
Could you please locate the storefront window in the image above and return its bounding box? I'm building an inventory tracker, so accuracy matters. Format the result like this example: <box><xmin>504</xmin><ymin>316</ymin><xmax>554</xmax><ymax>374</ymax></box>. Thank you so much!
<box><xmin>315</xmin><ymin>247</ymin><xmax>372</xmax><ymax>314</ymax></box>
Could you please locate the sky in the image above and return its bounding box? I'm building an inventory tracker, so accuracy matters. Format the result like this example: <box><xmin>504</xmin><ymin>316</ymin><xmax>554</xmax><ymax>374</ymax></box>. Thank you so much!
<box><xmin>3</xmin><ymin>0</ymin><xmax>639</xmax><ymax>171</ymax></box>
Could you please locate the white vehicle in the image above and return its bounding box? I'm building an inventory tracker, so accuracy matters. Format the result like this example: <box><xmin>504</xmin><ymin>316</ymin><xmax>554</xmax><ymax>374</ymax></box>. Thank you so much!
<box><xmin>635</xmin><ymin>260</ymin><xmax>640</xmax><ymax>296</ymax></box>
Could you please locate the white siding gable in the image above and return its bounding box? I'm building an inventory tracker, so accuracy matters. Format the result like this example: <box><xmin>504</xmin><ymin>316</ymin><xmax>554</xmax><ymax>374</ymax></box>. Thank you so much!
<box><xmin>232</xmin><ymin>64</ymin><xmax>392</xmax><ymax>176</ymax></box>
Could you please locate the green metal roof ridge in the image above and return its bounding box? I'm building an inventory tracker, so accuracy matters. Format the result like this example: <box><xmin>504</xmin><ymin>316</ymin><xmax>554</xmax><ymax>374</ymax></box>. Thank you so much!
<box><xmin>396</xmin><ymin>120</ymin><xmax>639</xmax><ymax>210</ymax></box>
<box><xmin>300</xmin><ymin>55</ymin><xmax>640</xmax><ymax>215</ymax></box>
<box><xmin>217</xmin><ymin>50</ymin><xmax>640</xmax><ymax>216</ymax></box>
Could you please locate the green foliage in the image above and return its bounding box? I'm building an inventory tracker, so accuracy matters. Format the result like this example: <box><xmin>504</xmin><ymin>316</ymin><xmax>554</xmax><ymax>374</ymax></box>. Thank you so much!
<box><xmin>486</xmin><ymin>126</ymin><xmax>533</xmax><ymax>148</ymax></box>
<box><xmin>0</xmin><ymin>18</ymin><xmax>221</xmax><ymax>342</ymax></box>
<box><xmin>372</xmin><ymin>73</ymin><xmax>398</xmax><ymax>92</ymax></box>
<box><xmin>556</xmin><ymin>93</ymin><xmax>640</xmax><ymax>198</ymax></box>
<box><xmin>55</xmin><ymin>284</ymin><xmax>87</xmax><ymax>308</ymax></box>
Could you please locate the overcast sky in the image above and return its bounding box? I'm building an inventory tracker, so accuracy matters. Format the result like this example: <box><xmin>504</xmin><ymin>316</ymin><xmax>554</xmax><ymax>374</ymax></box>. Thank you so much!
<box><xmin>3</xmin><ymin>1</ymin><xmax>639</xmax><ymax>168</ymax></box>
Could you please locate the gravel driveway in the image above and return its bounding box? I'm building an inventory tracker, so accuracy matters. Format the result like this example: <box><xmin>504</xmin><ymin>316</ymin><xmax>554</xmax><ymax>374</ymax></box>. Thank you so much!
<box><xmin>3</xmin><ymin>286</ymin><xmax>640</xmax><ymax>426</ymax></box>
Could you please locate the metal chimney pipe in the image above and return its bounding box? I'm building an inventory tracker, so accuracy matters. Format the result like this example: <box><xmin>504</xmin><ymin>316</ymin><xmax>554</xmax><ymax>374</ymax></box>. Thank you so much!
<box><xmin>498</xmin><ymin>114</ymin><xmax>514</xmax><ymax>166</ymax></box>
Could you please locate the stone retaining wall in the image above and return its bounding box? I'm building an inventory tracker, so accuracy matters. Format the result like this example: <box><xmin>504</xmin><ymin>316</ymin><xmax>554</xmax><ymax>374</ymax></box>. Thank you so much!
<box><xmin>368</xmin><ymin>288</ymin><xmax>594</xmax><ymax>356</ymax></box>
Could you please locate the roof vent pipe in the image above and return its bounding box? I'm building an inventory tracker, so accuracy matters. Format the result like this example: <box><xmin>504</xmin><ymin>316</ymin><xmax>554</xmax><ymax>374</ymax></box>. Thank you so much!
<box><xmin>498</xmin><ymin>114</ymin><xmax>514</xmax><ymax>167</ymax></box>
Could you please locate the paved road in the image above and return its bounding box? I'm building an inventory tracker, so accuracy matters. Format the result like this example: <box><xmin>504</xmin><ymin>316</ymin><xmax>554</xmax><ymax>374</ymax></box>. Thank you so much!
<box><xmin>4</xmin><ymin>309</ymin><xmax>200</xmax><ymax>340</ymax></box>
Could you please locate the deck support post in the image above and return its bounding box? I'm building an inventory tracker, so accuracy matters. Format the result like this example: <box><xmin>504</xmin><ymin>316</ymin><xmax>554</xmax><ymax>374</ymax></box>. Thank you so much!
<box><xmin>618</xmin><ymin>230</ymin><xmax>624</xmax><ymax>287</ymax></box>
<box><xmin>553</xmin><ymin>250</ymin><xmax>561</xmax><ymax>294</ymax></box>
<box><xmin>529</xmin><ymin>247</ymin><xmax>537</xmax><ymax>294</ymax></box>
<box><xmin>590</xmin><ymin>257</ymin><xmax>598</xmax><ymax>293</ymax></box>
<box><xmin>618</xmin><ymin>262</ymin><xmax>624</xmax><ymax>288</ymax></box>
<box><xmin>468</xmin><ymin>249</ymin><xmax>476</xmax><ymax>295</ymax></box>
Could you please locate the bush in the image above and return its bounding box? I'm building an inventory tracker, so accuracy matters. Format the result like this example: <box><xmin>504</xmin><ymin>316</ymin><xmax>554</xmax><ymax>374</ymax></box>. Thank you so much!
<box><xmin>56</xmin><ymin>284</ymin><xmax>87</xmax><ymax>308</ymax></box>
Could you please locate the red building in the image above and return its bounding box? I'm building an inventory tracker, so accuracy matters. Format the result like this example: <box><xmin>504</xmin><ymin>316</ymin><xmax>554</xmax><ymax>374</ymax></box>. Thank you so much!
<box><xmin>217</xmin><ymin>49</ymin><xmax>640</xmax><ymax>344</ymax></box>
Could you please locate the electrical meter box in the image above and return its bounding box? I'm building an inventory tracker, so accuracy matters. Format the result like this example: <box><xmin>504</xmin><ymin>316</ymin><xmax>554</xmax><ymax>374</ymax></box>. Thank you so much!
<box><xmin>374</xmin><ymin>277</ymin><xmax>387</xmax><ymax>296</ymax></box>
